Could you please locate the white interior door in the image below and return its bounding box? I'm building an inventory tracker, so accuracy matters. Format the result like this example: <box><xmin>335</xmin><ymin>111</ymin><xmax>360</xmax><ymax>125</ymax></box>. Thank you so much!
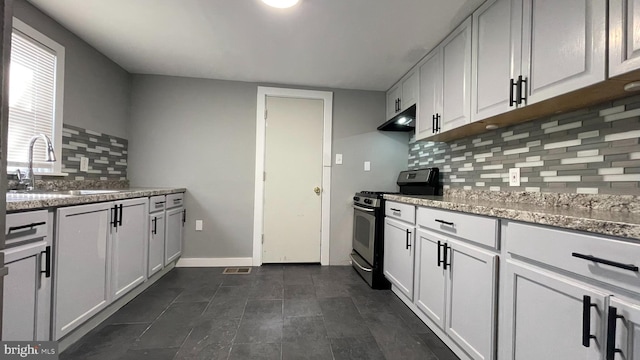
<box><xmin>262</xmin><ymin>96</ymin><xmax>324</xmax><ymax>263</ymax></box>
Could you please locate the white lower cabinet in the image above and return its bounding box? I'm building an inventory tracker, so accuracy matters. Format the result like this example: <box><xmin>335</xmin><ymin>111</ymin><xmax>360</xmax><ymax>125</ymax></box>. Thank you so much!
<box><xmin>164</xmin><ymin>207</ymin><xmax>183</xmax><ymax>265</ymax></box>
<box><xmin>384</xmin><ymin>217</ymin><xmax>415</xmax><ymax>300</ymax></box>
<box><xmin>148</xmin><ymin>212</ymin><xmax>166</xmax><ymax>276</ymax></box>
<box><xmin>111</xmin><ymin>198</ymin><xmax>148</xmax><ymax>300</ymax></box>
<box><xmin>609</xmin><ymin>297</ymin><xmax>640</xmax><ymax>360</ymax></box>
<box><xmin>415</xmin><ymin>228</ymin><xmax>498</xmax><ymax>360</ymax></box>
<box><xmin>55</xmin><ymin>203</ymin><xmax>112</xmax><ymax>340</ymax></box>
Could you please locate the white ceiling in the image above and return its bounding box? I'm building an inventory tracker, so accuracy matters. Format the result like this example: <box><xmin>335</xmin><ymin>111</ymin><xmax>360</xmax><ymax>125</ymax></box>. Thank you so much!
<box><xmin>28</xmin><ymin>0</ymin><xmax>484</xmax><ymax>91</ymax></box>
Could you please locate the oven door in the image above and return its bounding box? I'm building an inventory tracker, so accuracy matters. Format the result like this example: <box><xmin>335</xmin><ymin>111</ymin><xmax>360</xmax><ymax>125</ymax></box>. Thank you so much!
<box><xmin>352</xmin><ymin>204</ymin><xmax>376</xmax><ymax>266</ymax></box>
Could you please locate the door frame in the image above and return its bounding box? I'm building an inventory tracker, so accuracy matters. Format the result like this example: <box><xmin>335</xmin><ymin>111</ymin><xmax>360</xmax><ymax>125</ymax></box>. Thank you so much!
<box><xmin>253</xmin><ymin>86</ymin><xmax>333</xmax><ymax>266</ymax></box>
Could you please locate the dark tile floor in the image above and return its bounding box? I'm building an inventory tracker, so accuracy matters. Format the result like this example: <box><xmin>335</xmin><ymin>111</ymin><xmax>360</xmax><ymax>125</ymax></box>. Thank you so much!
<box><xmin>61</xmin><ymin>265</ymin><xmax>460</xmax><ymax>360</ymax></box>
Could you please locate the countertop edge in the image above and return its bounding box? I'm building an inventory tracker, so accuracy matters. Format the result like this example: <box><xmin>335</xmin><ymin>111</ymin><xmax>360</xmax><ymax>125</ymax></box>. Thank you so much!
<box><xmin>7</xmin><ymin>188</ymin><xmax>187</xmax><ymax>212</ymax></box>
<box><xmin>384</xmin><ymin>194</ymin><xmax>640</xmax><ymax>241</ymax></box>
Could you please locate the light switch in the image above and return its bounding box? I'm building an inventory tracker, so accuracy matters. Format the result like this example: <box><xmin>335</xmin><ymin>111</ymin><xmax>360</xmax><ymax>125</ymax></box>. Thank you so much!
<box><xmin>80</xmin><ymin>157</ymin><xmax>89</xmax><ymax>172</ymax></box>
<box><xmin>195</xmin><ymin>220</ymin><xmax>203</xmax><ymax>231</ymax></box>
<box><xmin>335</xmin><ymin>154</ymin><xmax>343</xmax><ymax>165</ymax></box>
<box><xmin>509</xmin><ymin>168</ymin><xmax>521</xmax><ymax>186</ymax></box>
<box><xmin>364</xmin><ymin>161</ymin><xmax>371</xmax><ymax>171</ymax></box>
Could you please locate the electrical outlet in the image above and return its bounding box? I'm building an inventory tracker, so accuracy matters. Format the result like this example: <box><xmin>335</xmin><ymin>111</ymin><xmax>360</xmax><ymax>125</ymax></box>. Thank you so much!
<box><xmin>509</xmin><ymin>168</ymin><xmax>521</xmax><ymax>186</ymax></box>
<box><xmin>195</xmin><ymin>220</ymin><xmax>203</xmax><ymax>231</ymax></box>
<box><xmin>80</xmin><ymin>157</ymin><xmax>89</xmax><ymax>172</ymax></box>
<box><xmin>335</xmin><ymin>154</ymin><xmax>343</xmax><ymax>165</ymax></box>
<box><xmin>364</xmin><ymin>161</ymin><xmax>371</xmax><ymax>171</ymax></box>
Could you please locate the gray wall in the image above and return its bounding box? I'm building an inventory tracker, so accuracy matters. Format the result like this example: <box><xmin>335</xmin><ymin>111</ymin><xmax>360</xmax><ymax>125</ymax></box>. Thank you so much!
<box><xmin>128</xmin><ymin>74</ymin><xmax>409</xmax><ymax>264</ymax></box>
<box><xmin>13</xmin><ymin>0</ymin><xmax>131</xmax><ymax>139</ymax></box>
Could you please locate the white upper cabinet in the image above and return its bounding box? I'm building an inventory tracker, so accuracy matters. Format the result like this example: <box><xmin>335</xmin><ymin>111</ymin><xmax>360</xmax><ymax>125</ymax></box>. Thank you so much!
<box><xmin>471</xmin><ymin>0</ymin><xmax>523</xmax><ymax>122</ymax></box>
<box><xmin>521</xmin><ymin>0</ymin><xmax>606</xmax><ymax>105</ymax></box>
<box><xmin>609</xmin><ymin>0</ymin><xmax>640</xmax><ymax>77</ymax></box>
<box><xmin>386</xmin><ymin>84</ymin><xmax>402</xmax><ymax>120</ymax></box>
<box><xmin>386</xmin><ymin>70</ymin><xmax>419</xmax><ymax>121</ymax></box>
<box><xmin>441</xmin><ymin>17</ymin><xmax>472</xmax><ymax>132</ymax></box>
<box><xmin>416</xmin><ymin>50</ymin><xmax>443</xmax><ymax>140</ymax></box>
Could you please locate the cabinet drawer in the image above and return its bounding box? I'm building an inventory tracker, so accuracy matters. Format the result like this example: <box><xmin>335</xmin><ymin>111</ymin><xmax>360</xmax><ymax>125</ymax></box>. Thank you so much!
<box><xmin>417</xmin><ymin>207</ymin><xmax>498</xmax><ymax>248</ymax></box>
<box><xmin>505</xmin><ymin>221</ymin><xmax>640</xmax><ymax>295</ymax></box>
<box><xmin>385</xmin><ymin>201</ymin><xmax>415</xmax><ymax>224</ymax></box>
<box><xmin>166</xmin><ymin>193</ymin><xmax>184</xmax><ymax>209</ymax></box>
<box><xmin>6</xmin><ymin>210</ymin><xmax>48</xmax><ymax>247</ymax></box>
<box><xmin>149</xmin><ymin>196</ymin><xmax>166</xmax><ymax>213</ymax></box>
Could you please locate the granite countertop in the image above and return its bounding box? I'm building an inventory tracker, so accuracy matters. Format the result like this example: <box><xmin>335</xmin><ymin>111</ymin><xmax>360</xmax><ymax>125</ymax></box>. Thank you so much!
<box><xmin>7</xmin><ymin>187</ymin><xmax>186</xmax><ymax>212</ymax></box>
<box><xmin>384</xmin><ymin>192</ymin><xmax>640</xmax><ymax>241</ymax></box>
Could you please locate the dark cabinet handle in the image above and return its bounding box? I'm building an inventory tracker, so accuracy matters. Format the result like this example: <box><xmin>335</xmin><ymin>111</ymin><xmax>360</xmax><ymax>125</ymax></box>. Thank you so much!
<box><xmin>510</xmin><ymin>78</ymin><xmax>518</xmax><ymax>107</ymax></box>
<box><xmin>517</xmin><ymin>75</ymin><xmax>527</xmax><ymax>105</ymax></box>
<box><xmin>572</xmin><ymin>252</ymin><xmax>638</xmax><ymax>272</ymax></box>
<box><xmin>152</xmin><ymin>217</ymin><xmax>157</xmax><ymax>235</ymax></box>
<box><xmin>437</xmin><ymin>241</ymin><xmax>443</xmax><ymax>267</ymax></box>
<box><xmin>40</xmin><ymin>246</ymin><xmax>51</xmax><ymax>278</ymax></box>
<box><xmin>118</xmin><ymin>204</ymin><xmax>123</xmax><ymax>226</ymax></box>
<box><xmin>435</xmin><ymin>113</ymin><xmax>441</xmax><ymax>132</ymax></box>
<box><xmin>111</xmin><ymin>205</ymin><xmax>118</xmax><ymax>229</ymax></box>
<box><xmin>390</xmin><ymin>208</ymin><xmax>401</xmax><ymax>212</ymax></box>
<box><xmin>606</xmin><ymin>306</ymin><xmax>624</xmax><ymax>360</ymax></box>
<box><xmin>8</xmin><ymin>221</ymin><xmax>45</xmax><ymax>233</ymax></box>
<box><xmin>432</xmin><ymin>114</ymin><xmax>436</xmax><ymax>134</ymax></box>
<box><xmin>582</xmin><ymin>295</ymin><xmax>597</xmax><ymax>347</ymax></box>
<box><xmin>443</xmin><ymin>243</ymin><xmax>450</xmax><ymax>270</ymax></box>
<box><xmin>398</xmin><ymin>98</ymin><xmax>401</xmax><ymax>111</ymax></box>
<box><xmin>435</xmin><ymin>219</ymin><xmax>454</xmax><ymax>226</ymax></box>
<box><xmin>405</xmin><ymin>229</ymin><xmax>411</xmax><ymax>250</ymax></box>
<box><xmin>182</xmin><ymin>209</ymin><xmax>186</xmax><ymax>225</ymax></box>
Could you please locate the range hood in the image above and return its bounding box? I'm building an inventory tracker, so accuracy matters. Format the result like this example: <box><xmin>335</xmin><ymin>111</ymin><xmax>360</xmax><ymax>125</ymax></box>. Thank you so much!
<box><xmin>377</xmin><ymin>104</ymin><xmax>416</xmax><ymax>132</ymax></box>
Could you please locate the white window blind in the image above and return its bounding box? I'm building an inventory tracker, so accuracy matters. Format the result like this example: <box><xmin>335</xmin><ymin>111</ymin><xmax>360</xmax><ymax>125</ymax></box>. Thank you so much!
<box><xmin>8</xmin><ymin>28</ymin><xmax>58</xmax><ymax>172</ymax></box>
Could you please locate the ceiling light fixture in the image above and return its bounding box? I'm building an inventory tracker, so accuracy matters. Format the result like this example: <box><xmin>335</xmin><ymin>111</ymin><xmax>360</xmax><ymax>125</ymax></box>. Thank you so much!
<box><xmin>261</xmin><ymin>0</ymin><xmax>300</xmax><ymax>8</ymax></box>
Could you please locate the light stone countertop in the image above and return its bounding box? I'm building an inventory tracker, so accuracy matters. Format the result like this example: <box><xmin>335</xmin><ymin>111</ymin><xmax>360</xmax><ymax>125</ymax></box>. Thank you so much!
<box><xmin>6</xmin><ymin>187</ymin><xmax>186</xmax><ymax>212</ymax></box>
<box><xmin>384</xmin><ymin>193</ymin><xmax>640</xmax><ymax>241</ymax></box>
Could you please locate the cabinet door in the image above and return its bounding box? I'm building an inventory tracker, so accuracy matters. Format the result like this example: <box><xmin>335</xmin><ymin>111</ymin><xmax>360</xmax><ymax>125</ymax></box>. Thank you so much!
<box><xmin>472</xmin><ymin>0</ymin><xmax>523</xmax><ymax>122</ymax></box>
<box><xmin>501</xmin><ymin>261</ymin><xmax>606</xmax><ymax>360</ymax></box>
<box><xmin>610</xmin><ymin>0</ymin><xmax>640</xmax><ymax>77</ymax></box>
<box><xmin>442</xmin><ymin>17</ymin><xmax>472</xmax><ymax>132</ymax></box>
<box><xmin>148</xmin><ymin>213</ymin><xmax>165</xmax><ymax>277</ymax></box>
<box><xmin>416</xmin><ymin>50</ymin><xmax>442</xmax><ymax>140</ymax></box>
<box><xmin>55</xmin><ymin>203</ymin><xmax>112</xmax><ymax>340</ymax></box>
<box><xmin>401</xmin><ymin>71</ymin><xmax>419</xmax><ymax>112</ymax></box>
<box><xmin>1</xmin><ymin>241</ymin><xmax>46</xmax><ymax>341</ymax></box>
<box><xmin>609</xmin><ymin>297</ymin><xmax>640</xmax><ymax>360</ymax></box>
<box><xmin>414</xmin><ymin>229</ymin><xmax>446</xmax><ymax>330</ymax></box>
<box><xmin>383</xmin><ymin>217</ymin><xmax>415</xmax><ymax>300</ymax></box>
<box><xmin>112</xmin><ymin>198</ymin><xmax>148</xmax><ymax>300</ymax></box>
<box><xmin>446</xmin><ymin>239</ymin><xmax>498</xmax><ymax>360</ymax></box>
<box><xmin>521</xmin><ymin>0</ymin><xmax>606</xmax><ymax>105</ymax></box>
<box><xmin>386</xmin><ymin>84</ymin><xmax>402</xmax><ymax>120</ymax></box>
<box><xmin>165</xmin><ymin>207</ymin><xmax>184</xmax><ymax>265</ymax></box>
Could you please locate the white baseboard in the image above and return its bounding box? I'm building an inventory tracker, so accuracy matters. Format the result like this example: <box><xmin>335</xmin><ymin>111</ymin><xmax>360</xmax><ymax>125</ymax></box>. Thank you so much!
<box><xmin>176</xmin><ymin>257</ymin><xmax>253</xmax><ymax>267</ymax></box>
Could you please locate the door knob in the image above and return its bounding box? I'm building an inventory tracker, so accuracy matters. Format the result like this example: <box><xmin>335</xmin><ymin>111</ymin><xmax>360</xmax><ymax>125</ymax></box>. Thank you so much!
<box><xmin>314</xmin><ymin>187</ymin><xmax>321</xmax><ymax>195</ymax></box>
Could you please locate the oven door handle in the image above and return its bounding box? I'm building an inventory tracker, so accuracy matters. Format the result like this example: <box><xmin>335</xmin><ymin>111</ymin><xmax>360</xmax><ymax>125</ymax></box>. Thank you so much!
<box><xmin>350</xmin><ymin>254</ymin><xmax>373</xmax><ymax>272</ymax></box>
<box><xmin>352</xmin><ymin>204</ymin><xmax>376</xmax><ymax>212</ymax></box>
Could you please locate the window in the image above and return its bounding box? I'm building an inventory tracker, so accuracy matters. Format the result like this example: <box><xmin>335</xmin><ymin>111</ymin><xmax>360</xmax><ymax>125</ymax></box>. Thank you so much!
<box><xmin>7</xmin><ymin>18</ymin><xmax>64</xmax><ymax>175</ymax></box>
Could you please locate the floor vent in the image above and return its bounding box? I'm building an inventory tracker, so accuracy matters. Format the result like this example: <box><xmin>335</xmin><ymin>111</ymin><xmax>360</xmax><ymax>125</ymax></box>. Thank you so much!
<box><xmin>223</xmin><ymin>267</ymin><xmax>252</xmax><ymax>275</ymax></box>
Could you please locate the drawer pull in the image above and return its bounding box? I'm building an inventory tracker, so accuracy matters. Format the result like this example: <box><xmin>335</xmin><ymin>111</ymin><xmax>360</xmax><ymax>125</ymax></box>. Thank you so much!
<box><xmin>390</xmin><ymin>208</ymin><xmax>401</xmax><ymax>212</ymax></box>
<box><xmin>8</xmin><ymin>221</ymin><xmax>45</xmax><ymax>233</ymax></box>
<box><xmin>606</xmin><ymin>306</ymin><xmax>624</xmax><ymax>360</ymax></box>
<box><xmin>571</xmin><ymin>253</ymin><xmax>639</xmax><ymax>272</ymax></box>
<box><xmin>582</xmin><ymin>295</ymin><xmax>597</xmax><ymax>347</ymax></box>
<box><xmin>435</xmin><ymin>219</ymin><xmax>454</xmax><ymax>226</ymax></box>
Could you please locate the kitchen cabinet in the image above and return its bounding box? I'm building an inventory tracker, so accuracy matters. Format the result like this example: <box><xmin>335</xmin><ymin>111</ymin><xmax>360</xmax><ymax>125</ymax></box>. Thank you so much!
<box><xmin>111</xmin><ymin>198</ymin><xmax>148</xmax><ymax>300</ymax></box>
<box><xmin>520</xmin><ymin>0</ymin><xmax>606</xmax><ymax>105</ymax></box>
<box><xmin>55</xmin><ymin>202</ymin><xmax>112</xmax><ymax>340</ymax></box>
<box><xmin>164</xmin><ymin>193</ymin><xmax>184</xmax><ymax>265</ymax></box>
<box><xmin>609</xmin><ymin>0</ymin><xmax>640</xmax><ymax>77</ymax></box>
<box><xmin>148</xmin><ymin>196</ymin><xmax>166</xmax><ymax>277</ymax></box>
<box><xmin>384</xmin><ymin>217</ymin><xmax>415</xmax><ymax>300</ymax></box>
<box><xmin>502</xmin><ymin>261</ymin><xmax>606</xmax><ymax>360</ymax></box>
<box><xmin>471</xmin><ymin>0</ymin><xmax>522</xmax><ymax>122</ymax></box>
<box><xmin>608</xmin><ymin>297</ymin><xmax>640</xmax><ymax>360</ymax></box>
<box><xmin>415</xmin><ymin>228</ymin><xmax>498</xmax><ymax>360</ymax></box>
<box><xmin>415</xmin><ymin>17</ymin><xmax>471</xmax><ymax>140</ymax></box>
<box><xmin>385</xmin><ymin>70</ymin><xmax>419</xmax><ymax>121</ymax></box>
<box><xmin>2</xmin><ymin>211</ymin><xmax>49</xmax><ymax>341</ymax></box>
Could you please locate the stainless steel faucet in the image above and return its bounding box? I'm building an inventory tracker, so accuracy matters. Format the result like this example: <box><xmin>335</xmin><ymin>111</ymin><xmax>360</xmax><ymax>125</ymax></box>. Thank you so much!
<box><xmin>16</xmin><ymin>134</ymin><xmax>56</xmax><ymax>191</ymax></box>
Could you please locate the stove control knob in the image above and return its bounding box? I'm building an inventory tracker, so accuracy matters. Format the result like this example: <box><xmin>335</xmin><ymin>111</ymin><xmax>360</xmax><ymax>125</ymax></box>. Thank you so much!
<box><xmin>364</xmin><ymin>199</ymin><xmax>372</xmax><ymax>204</ymax></box>
<box><xmin>353</xmin><ymin>196</ymin><xmax>360</xmax><ymax>201</ymax></box>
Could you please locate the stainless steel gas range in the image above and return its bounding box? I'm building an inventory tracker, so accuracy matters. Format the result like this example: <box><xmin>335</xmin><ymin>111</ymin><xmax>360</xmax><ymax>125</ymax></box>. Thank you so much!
<box><xmin>350</xmin><ymin>168</ymin><xmax>440</xmax><ymax>289</ymax></box>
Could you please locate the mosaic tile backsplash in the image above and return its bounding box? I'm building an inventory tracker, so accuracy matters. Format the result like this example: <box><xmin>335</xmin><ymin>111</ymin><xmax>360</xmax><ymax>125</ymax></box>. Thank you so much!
<box><xmin>62</xmin><ymin>124</ymin><xmax>128</xmax><ymax>180</ymax></box>
<box><xmin>408</xmin><ymin>94</ymin><xmax>640</xmax><ymax>195</ymax></box>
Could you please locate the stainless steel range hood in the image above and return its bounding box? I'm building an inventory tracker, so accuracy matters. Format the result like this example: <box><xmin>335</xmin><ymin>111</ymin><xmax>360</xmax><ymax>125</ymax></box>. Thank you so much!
<box><xmin>377</xmin><ymin>104</ymin><xmax>416</xmax><ymax>132</ymax></box>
